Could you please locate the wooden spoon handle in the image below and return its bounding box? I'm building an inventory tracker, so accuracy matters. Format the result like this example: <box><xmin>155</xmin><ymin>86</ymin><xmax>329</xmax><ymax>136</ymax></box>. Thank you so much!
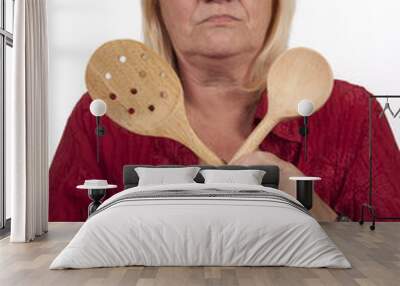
<box><xmin>164</xmin><ymin>108</ymin><xmax>224</xmax><ymax>165</ymax></box>
<box><xmin>180</xmin><ymin>125</ymin><xmax>224</xmax><ymax>166</ymax></box>
<box><xmin>229</xmin><ymin>117</ymin><xmax>279</xmax><ymax>164</ymax></box>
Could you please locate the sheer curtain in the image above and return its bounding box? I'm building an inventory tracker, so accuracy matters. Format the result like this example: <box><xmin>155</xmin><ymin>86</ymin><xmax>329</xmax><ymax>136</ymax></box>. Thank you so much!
<box><xmin>9</xmin><ymin>0</ymin><xmax>48</xmax><ymax>242</ymax></box>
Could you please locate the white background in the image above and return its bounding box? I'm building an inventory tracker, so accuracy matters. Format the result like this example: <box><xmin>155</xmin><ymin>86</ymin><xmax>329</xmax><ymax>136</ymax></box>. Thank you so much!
<box><xmin>48</xmin><ymin>0</ymin><xmax>400</xmax><ymax>163</ymax></box>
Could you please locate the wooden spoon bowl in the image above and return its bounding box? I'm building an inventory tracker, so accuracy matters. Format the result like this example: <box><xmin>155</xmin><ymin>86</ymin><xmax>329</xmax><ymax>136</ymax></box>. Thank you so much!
<box><xmin>85</xmin><ymin>39</ymin><xmax>223</xmax><ymax>165</ymax></box>
<box><xmin>229</xmin><ymin>47</ymin><xmax>334</xmax><ymax>163</ymax></box>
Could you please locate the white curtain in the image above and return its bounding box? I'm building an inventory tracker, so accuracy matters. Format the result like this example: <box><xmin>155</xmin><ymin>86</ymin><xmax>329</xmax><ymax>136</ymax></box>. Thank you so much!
<box><xmin>9</xmin><ymin>0</ymin><xmax>49</xmax><ymax>242</ymax></box>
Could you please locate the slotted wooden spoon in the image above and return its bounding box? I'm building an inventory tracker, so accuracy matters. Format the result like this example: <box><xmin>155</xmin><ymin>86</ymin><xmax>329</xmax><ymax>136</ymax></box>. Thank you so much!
<box><xmin>229</xmin><ymin>47</ymin><xmax>334</xmax><ymax>164</ymax></box>
<box><xmin>85</xmin><ymin>39</ymin><xmax>224</xmax><ymax>165</ymax></box>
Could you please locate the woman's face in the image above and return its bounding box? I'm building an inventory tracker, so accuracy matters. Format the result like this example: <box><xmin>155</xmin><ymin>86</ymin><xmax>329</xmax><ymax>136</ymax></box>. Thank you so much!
<box><xmin>159</xmin><ymin>0</ymin><xmax>273</xmax><ymax>59</ymax></box>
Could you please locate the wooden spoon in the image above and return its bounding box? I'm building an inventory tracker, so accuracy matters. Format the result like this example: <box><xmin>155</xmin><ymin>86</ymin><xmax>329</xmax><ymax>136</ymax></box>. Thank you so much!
<box><xmin>85</xmin><ymin>39</ymin><xmax>224</xmax><ymax>165</ymax></box>
<box><xmin>229</xmin><ymin>47</ymin><xmax>334</xmax><ymax>164</ymax></box>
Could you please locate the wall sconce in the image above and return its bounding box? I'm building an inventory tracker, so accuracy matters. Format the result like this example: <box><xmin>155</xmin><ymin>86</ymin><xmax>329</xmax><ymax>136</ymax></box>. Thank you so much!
<box><xmin>89</xmin><ymin>99</ymin><xmax>107</xmax><ymax>163</ymax></box>
<box><xmin>298</xmin><ymin>99</ymin><xmax>315</xmax><ymax>161</ymax></box>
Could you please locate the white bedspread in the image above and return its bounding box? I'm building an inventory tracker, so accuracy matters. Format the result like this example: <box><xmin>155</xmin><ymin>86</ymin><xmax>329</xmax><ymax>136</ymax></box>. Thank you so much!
<box><xmin>50</xmin><ymin>183</ymin><xmax>351</xmax><ymax>269</ymax></box>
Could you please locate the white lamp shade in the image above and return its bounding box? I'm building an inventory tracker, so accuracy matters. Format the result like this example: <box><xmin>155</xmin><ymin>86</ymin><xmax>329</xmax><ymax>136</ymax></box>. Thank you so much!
<box><xmin>90</xmin><ymin>99</ymin><xmax>107</xmax><ymax>117</ymax></box>
<box><xmin>298</xmin><ymin>100</ymin><xmax>314</xmax><ymax>117</ymax></box>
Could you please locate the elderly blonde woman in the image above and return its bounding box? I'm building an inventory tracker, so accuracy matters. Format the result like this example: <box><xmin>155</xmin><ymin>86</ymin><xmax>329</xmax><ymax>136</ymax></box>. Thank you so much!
<box><xmin>49</xmin><ymin>0</ymin><xmax>400</xmax><ymax>222</ymax></box>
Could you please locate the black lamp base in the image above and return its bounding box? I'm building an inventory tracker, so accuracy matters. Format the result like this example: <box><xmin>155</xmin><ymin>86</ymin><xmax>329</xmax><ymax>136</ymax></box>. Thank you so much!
<box><xmin>296</xmin><ymin>181</ymin><xmax>314</xmax><ymax>210</ymax></box>
<box><xmin>87</xmin><ymin>189</ymin><xmax>106</xmax><ymax>216</ymax></box>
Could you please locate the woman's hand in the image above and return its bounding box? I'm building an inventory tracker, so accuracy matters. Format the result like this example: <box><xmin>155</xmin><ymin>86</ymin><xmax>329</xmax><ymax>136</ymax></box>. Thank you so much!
<box><xmin>232</xmin><ymin>151</ymin><xmax>338</xmax><ymax>222</ymax></box>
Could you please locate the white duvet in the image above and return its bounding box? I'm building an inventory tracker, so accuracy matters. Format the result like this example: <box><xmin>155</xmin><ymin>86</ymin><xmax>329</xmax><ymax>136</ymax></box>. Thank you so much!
<box><xmin>50</xmin><ymin>183</ymin><xmax>350</xmax><ymax>269</ymax></box>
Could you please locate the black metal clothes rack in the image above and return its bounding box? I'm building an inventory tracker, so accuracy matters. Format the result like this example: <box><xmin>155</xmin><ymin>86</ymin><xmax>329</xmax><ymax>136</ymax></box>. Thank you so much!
<box><xmin>359</xmin><ymin>95</ymin><xmax>400</xmax><ymax>230</ymax></box>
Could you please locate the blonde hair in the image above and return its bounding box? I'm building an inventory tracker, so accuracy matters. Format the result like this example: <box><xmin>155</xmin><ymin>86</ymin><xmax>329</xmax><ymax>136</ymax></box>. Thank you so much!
<box><xmin>141</xmin><ymin>0</ymin><xmax>296</xmax><ymax>91</ymax></box>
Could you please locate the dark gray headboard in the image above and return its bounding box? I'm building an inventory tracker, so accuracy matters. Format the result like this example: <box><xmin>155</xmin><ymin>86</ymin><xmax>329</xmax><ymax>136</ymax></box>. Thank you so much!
<box><xmin>123</xmin><ymin>165</ymin><xmax>280</xmax><ymax>189</ymax></box>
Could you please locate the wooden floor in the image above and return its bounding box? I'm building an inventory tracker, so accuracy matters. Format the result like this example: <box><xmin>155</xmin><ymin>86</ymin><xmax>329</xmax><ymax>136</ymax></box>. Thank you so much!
<box><xmin>0</xmin><ymin>223</ymin><xmax>399</xmax><ymax>286</ymax></box>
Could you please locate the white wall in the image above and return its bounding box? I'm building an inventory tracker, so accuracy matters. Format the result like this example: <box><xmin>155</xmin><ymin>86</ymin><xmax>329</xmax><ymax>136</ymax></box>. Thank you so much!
<box><xmin>290</xmin><ymin>0</ymin><xmax>400</xmax><ymax>148</ymax></box>
<box><xmin>48</xmin><ymin>0</ymin><xmax>143</xmax><ymax>163</ymax></box>
<box><xmin>48</xmin><ymin>0</ymin><xmax>400</xmax><ymax>163</ymax></box>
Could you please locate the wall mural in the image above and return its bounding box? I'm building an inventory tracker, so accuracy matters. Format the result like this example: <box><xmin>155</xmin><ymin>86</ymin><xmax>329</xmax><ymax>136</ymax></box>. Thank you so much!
<box><xmin>49</xmin><ymin>1</ymin><xmax>400</xmax><ymax>223</ymax></box>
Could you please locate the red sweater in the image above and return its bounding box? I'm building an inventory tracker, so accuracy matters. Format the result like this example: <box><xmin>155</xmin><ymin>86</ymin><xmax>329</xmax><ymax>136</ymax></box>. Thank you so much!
<box><xmin>49</xmin><ymin>80</ymin><xmax>400</xmax><ymax>221</ymax></box>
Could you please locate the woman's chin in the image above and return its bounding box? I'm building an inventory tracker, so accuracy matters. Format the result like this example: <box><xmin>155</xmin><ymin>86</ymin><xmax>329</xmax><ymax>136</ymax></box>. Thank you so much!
<box><xmin>195</xmin><ymin>39</ymin><xmax>248</xmax><ymax>58</ymax></box>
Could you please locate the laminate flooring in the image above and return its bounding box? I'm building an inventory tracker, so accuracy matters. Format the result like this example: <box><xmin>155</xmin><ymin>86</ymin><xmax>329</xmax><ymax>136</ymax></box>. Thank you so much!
<box><xmin>1</xmin><ymin>222</ymin><xmax>399</xmax><ymax>286</ymax></box>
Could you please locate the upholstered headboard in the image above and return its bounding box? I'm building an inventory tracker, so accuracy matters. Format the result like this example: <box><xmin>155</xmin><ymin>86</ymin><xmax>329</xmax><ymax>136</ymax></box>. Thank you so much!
<box><xmin>123</xmin><ymin>165</ymin><xmax>280</xmax><ymax>189</ymax></box>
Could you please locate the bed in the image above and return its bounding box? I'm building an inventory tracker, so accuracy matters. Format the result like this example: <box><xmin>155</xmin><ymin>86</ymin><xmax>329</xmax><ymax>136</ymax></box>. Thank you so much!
<box><xmin>50</xmin><ymin>165</ymin><xmax>350</xmax><ymax>269</ymax></box>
